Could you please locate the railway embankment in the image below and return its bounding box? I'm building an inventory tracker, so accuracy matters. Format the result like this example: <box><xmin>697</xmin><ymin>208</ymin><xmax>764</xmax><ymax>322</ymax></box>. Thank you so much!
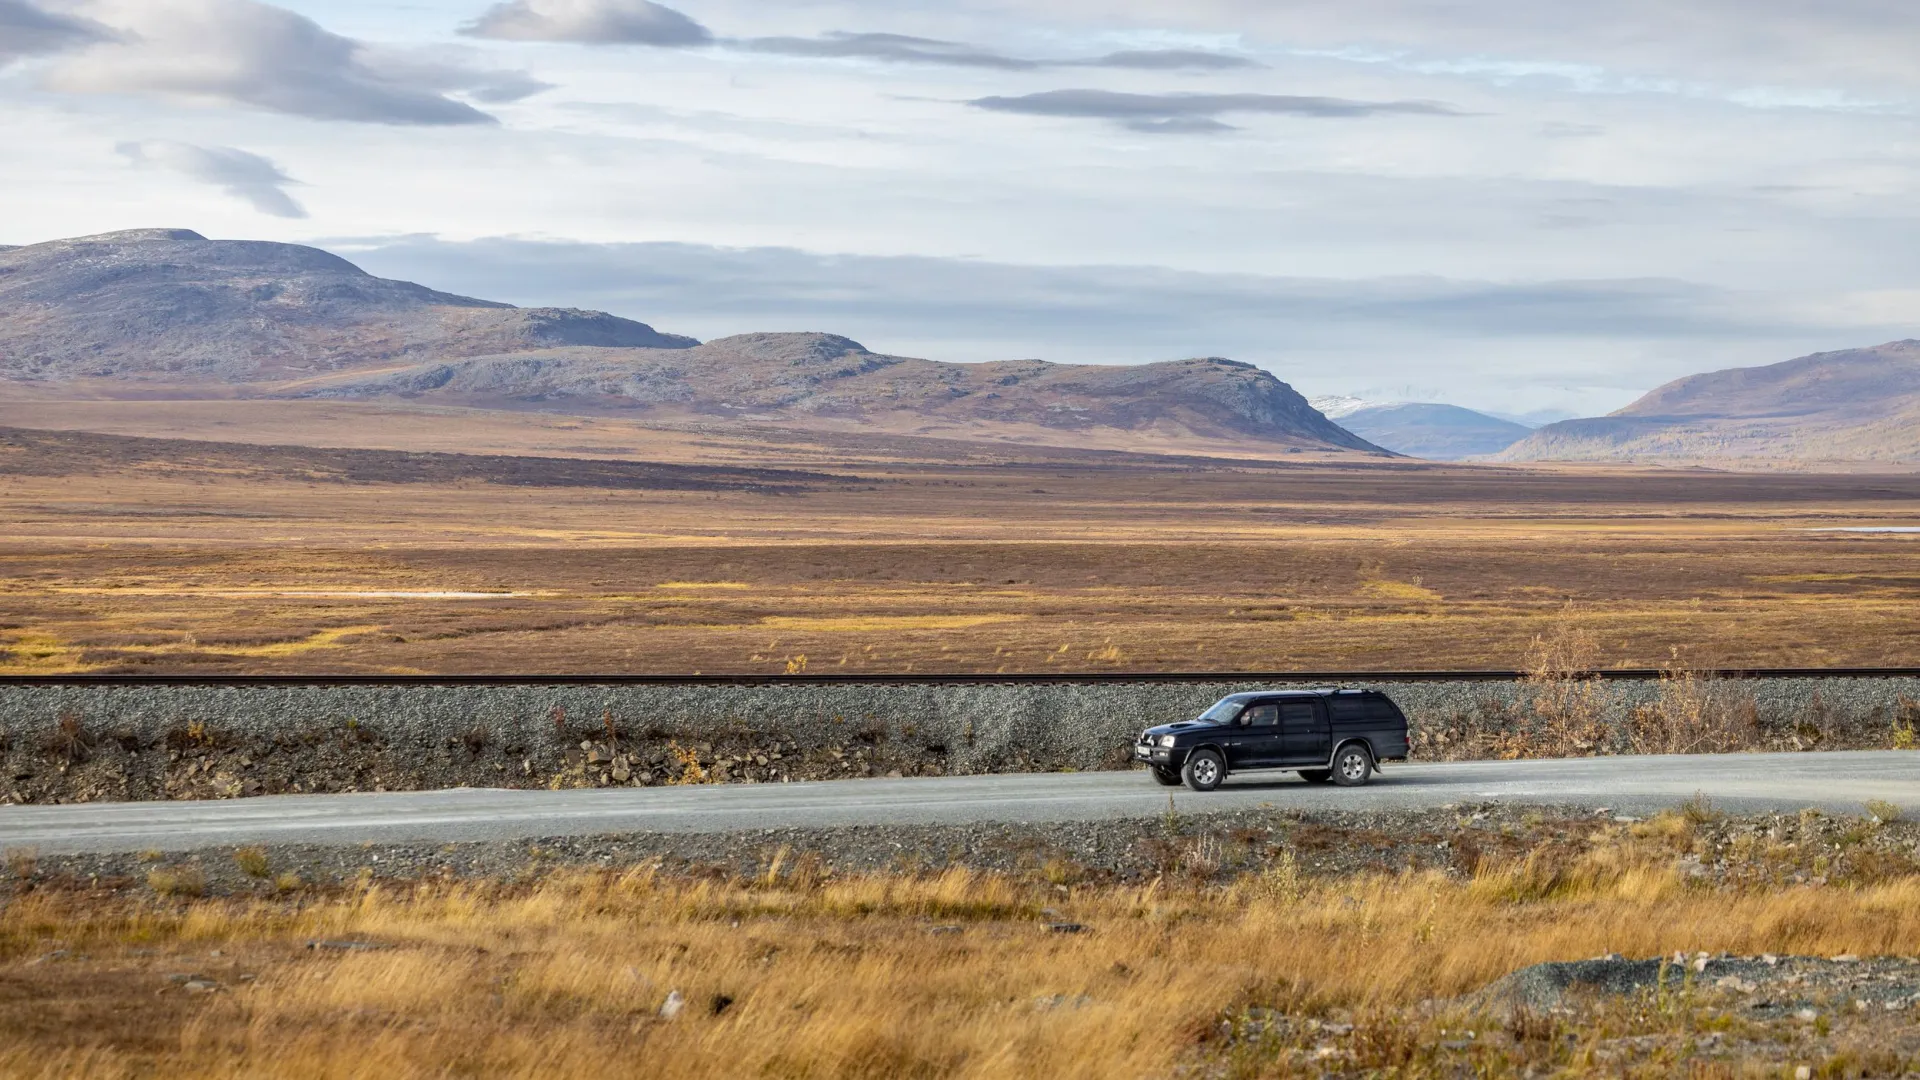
<box><xmin>2</xmin><ymin>674</ymin><xmax>1915</xmax><ymax>804</ymax></box>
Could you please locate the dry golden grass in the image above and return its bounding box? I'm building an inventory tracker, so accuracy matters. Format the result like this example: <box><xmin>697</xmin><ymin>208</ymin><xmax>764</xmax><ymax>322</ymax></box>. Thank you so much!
<box><xmin>2</xmin><ymin>827</ymin><xmax>1918</xmax><ymax>1079</ymax></box>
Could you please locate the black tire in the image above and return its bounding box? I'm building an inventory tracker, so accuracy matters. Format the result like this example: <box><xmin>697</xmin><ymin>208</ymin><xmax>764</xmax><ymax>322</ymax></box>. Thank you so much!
<box><xmin>1182</xmin><ymin>749</ymin><xmax>1225</xmax><ymax>792</ymax></box>
<box><xmin>1331</xmin><ymin>744</ymin><xmax>1373</xmax><ymax>787</ymax></box>
<box><xmin>1299</xmin><ymin>769</ymin><xmax>1334</xmax><ymax>784</ymax></box>
<box><xmin>1150</xmin><ymin>766</ymin><xmax>1182</xmax><ymax>787</ymax></box>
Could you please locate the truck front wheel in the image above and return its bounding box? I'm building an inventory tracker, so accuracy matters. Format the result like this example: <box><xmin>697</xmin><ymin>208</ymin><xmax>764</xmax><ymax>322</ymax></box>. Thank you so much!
<box><xmin>1182</xmin><ymin>749</ymin><xmax>1225</xmax><ymax>792</ymax></box>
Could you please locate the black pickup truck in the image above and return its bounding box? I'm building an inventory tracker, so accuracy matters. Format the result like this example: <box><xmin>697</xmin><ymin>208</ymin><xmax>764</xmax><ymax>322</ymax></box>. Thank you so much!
<box><xmin>1133</xmin><ymin>689</ymin><xmax>1410</xmax><ymax>791</ymax></box>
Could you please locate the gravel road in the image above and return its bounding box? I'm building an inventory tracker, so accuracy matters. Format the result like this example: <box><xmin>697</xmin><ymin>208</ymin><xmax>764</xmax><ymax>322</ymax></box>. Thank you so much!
<box><xmin>4</xmin><ymin>750</ymin><xmax>1916</xmax><ymax>856</ymax></box>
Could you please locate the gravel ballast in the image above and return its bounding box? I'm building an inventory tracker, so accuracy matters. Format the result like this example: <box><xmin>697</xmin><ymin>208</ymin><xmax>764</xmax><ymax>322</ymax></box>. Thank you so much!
<box><xmin>2</xmin><ymin>676</ymin><xmax>1914</xmax><ymax>804</ymax></box>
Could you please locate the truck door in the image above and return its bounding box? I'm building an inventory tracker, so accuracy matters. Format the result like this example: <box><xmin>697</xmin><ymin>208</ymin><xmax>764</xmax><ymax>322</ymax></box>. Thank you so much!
<box><xmin>1224</xmin><ymin>701</ymin><xmax>1280</xmax><ymax>769</ymax></box>
<box><xmin>1280</xmin><ymin>701</ymin><xmax>1329</xmax><ymax>764</ymax></box>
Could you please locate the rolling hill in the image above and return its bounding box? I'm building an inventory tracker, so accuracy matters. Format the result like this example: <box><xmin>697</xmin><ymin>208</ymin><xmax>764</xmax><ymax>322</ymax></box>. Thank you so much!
<box><xmin>0</xmin><ymin>229</ymin><xmax>694</xmax><ymax>383</ymax></box>
<box><xmin>1497</xmin><ymin>340</ymin><xmax>1920</xmax><ymax>464</ymax></box>
<box><xmin>0</xmin><ymin>229</ymin><xmax>1382</xmax><ymax>456</ymax></box>
<box><xmin>1329</xmin><ymin>402</ymin><xmax>1533</xmax><ymax>460</ymax></box>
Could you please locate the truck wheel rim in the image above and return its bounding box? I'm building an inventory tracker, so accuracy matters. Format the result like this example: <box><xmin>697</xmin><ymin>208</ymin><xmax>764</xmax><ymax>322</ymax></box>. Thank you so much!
<box><xmin>1195</xmin><ymin>759</ymin><xmax>1218</xmax><ymax>785</ymax></box>
<box><xmin>1340</xmin><ymin>752</ymin><xmax>1366</xmax><ymax>779</ymax></box>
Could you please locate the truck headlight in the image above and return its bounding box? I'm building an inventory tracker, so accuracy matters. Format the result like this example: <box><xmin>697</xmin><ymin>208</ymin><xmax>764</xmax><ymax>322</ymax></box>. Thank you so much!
<box><xmin>1158</xmin><ymin>735</ymin><xmax>1177</xmax><ymax>748</ymax></box>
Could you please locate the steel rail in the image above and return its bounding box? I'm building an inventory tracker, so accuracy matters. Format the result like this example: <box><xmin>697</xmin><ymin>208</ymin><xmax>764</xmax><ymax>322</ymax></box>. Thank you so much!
<box><xmin>3</xmin><ymin>668</ymin><xmax>1919</xmax><ymax>688</ymax></box>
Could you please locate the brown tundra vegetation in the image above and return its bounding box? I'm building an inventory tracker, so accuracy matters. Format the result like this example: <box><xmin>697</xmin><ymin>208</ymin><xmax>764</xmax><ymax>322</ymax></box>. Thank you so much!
<box><xmin>1</xmin><ymin>411</ymin><xmax>1918</xmax><ymax>676</ymax></box>
<box><xmin>5</xmin><ymin>805</ymin><xmax>1920</xmax><ymax>1078</ymax></box>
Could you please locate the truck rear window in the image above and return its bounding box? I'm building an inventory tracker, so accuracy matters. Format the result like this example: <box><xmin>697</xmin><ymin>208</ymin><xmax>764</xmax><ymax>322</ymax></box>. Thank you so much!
<box><xmin>1330</xmin><ymin>697</ymin><xmax>1402</xmax><ymax>724</ymax></box>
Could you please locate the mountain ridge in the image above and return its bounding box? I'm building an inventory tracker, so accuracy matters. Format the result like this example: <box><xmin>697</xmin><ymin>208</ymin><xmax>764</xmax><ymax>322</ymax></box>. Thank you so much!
<box><xmin>0</xmin><ymin>229</ymin><xmax>1385</xmax><ymax>456</ymax></box>
<box><xmin>1497</xmin><ymin>340</ymin><xmax>1920</xmax><ymax>463</ymax></box>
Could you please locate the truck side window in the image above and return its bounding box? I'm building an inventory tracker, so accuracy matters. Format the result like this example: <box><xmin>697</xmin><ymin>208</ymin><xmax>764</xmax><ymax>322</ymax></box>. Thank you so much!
<box><xmin>1328</xmin><ymin>699</ymin><xmax>1367</xmax><ymax>723</ymax></box>
<box><xmin>1280</xmin><ymin>703</ymin><xmax>1317</xmax><ymax>728</ymax></box>
<box><xmin>1239</xmin><ymin>703</ymin><xmax>1278</xmax><ymax>728</ymax></box>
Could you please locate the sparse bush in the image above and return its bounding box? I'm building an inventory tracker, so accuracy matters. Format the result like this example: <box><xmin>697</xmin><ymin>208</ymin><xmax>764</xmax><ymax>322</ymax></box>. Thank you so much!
<box><xmin>1518</xmin><ymin>605</ymin><xmax>1608</xmax><ymax>754</ymax></box>
<box><xmin>1865</xmin><ymin>799</ymin><xmax>1903</xmax><ymax>824</ymax></box>
<box><xmin>1630</xmin><ymin>652</ymin><xmax>1758</xmax><ymax>755</ymax></box>
<box><xmin>165</xmin><ymin>720</ymin><xmax>218</xmax><ymax>753</ymax></box>
<box><xmin>1251</xmin><ymin>849</ymin><xmax>1303</xmax><ymax>904</ymax></box>
<box><xmin>666</xmin><ymin>741</ymin><xmax>707</xmax><ymax>785</ymax></box>
<box><xmin>273</xmin><ymin>871</ymin><xmax>303</xmax><ymax>894</ymax></box>
<box><xmin>1040</xmin><ymin>856</ymin><xmax>1085</xmax><ymax>886</ymax></box>
<box><xmin>234</xmin><ymin>846</ymin><xmax>271</xmax><ymax>878</ymax></box>
<box><xmin>40</xmin><ymin>712</ymin><xmax>94</xmax><ymax>764</ymax></box>
<box><xmin>1178</xmin><ymin>835</ymin><xmax>1224</xmax><ymax>879</ymax></box>
<box><xmin>5</xmin><ymin>847</ymin><xmax>36</xmax><ymax>879</ymax></box>
<box><xmin>1893</xmin><ymin>698</ymin><xmax>1918</xmax><ymax>751</ymax></box>
<box><xmin>1679</xmin><ymin>792</ymin><xmax>1722</xmax><ymax>824</ymax></box>
<box><xmin>147</xmin><ymin>865</ymin><xmax>206</xmax><ymax>898</ymax></box>
<box><xmin>1631</xmin><ymin>810</ymin><xmax>1696</xmax><ymax>851</ymax></box>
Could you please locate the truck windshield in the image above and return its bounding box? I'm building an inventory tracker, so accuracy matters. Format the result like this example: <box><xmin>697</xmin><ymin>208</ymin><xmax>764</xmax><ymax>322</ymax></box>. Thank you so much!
<box><xmin>1197</xmin><ymin>698</ymin><xmax>1247</xmax><ymax>723</ymax></box>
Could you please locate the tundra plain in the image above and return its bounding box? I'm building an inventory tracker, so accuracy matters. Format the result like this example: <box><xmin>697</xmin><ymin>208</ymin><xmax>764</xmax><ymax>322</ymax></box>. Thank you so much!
<box><xmin>1</xmin><ymin>402</ymin><xmax>1918</xmax><ymax>676</ymax></box>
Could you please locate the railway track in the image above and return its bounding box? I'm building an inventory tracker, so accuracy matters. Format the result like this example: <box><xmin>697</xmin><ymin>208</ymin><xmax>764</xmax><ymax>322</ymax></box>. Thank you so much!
<box><xmin>4</xmin><ymin>668</ymin><xmax>1919</xmax><ymax>687</ymax></box>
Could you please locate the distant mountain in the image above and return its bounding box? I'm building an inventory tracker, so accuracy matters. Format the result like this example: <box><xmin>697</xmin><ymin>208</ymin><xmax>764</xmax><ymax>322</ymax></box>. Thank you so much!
<box><xmin>1485</xmin><ymin>408</ymin><xmax>1566</xmax><ymax>428</ymax></box>
<box><xmin>0</xmin><ymin>229</ymin><xmax>695</xmax><ymax>383</ymax></box>
<box><xmin>1308</xmin><ymin>394</ymin><xmax>1376</xmax><ymax>419</ymax></box>
<box><xmin>1333</xmin><ymin>403</ymin><xmax>1534</xmax><ymax>460</ymax></box>
<box><xmin>1497</xmin><ymin>340</ymin><xmax>1920</xmax><ymax>464</ymax></box>
<box><xmin>0</xmin><ymin>229</ymin><xmax>1384</xmax><ymax>455</ymax></box>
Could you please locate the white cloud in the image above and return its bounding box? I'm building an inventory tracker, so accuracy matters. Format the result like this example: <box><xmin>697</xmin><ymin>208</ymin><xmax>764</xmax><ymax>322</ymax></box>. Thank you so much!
<box><xmin>117</xmin><ymin>140</ymin><xmax>307</xmax><ymax>217</ymax></box>
<box><xmin>45</xmin><ymin>0</ymin><xmax>546</xmax><ymax>124</ymax></box>
<box><xmin>461</xmin><ymin>0</ymin><xmax>713</xmax><ymax>46</ymax></box>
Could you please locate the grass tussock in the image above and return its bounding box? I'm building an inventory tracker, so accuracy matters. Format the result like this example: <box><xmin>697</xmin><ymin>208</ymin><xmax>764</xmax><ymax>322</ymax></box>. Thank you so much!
<box><xmin>4</xmin><ymin>833</ymin><xmax>1919</xmax><ymax>1079</ymax></box>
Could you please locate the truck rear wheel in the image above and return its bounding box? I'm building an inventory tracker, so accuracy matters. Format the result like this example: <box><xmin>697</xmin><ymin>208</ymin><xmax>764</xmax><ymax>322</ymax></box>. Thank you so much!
<box><xmin>1331</xmin><ymin>744</ymin><xmax>1373</xmax><ymax>787</ymax></box>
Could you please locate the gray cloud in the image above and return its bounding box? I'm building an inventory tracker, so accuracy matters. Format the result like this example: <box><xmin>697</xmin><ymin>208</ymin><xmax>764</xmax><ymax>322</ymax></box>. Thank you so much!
<box><xmin>0</xmin><ymin>0</ymin><xmax>109</xmax><ymax>63</ymax></box>
<box><xmin>45</xmin><ymin>0</ymin><xmax>547</xmax><ymax>125</ymax></box>
<box><xmin>1074</xmin><ymin>48</ymin><xmax>1262</xmax><ymax>71</ymax></box>
<box><xmin>740</xmin><ymin>33</ymin><xmax>1263</xmax><ymax>72</ymax></box>
<box><xmin>461</xmin><ymin>0</ymin><xmax>713</xmax><ymax>46</ymax></box>
<box><xmin>452</xmin><ymin>2</ymin><xmax>1256</xmax><ymax>71</ymax></box>
<box><xmin>969</xmin><ymin>89</ymin><xmax>1463</xmax><ymax>132</ymax></box>
<box><xmin>742</xmin><ymin>31</ymin><xmax>1038</xmax><ymax>70</ymax></box>
<box><xmin>743</xmin><ymin>34</ymin><xmax>1261</xmax><ymax>71</ymax></box>
<box><xmin>116</xmin><ymin>140</ymin><xmax>307</xmax><ymax>218</ymax></box>
<box><xmin>974</xmin><ymin>0</ymin><xmax>1920</xmax><ymax>92</ymax></box>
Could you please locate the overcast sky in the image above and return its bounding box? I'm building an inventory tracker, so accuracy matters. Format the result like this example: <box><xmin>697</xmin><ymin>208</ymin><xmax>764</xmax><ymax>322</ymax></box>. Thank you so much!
<box><xmin>4</xmin><ymin>0</ymin><xmax>1918</xmax><ymax>415</ymax></box>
